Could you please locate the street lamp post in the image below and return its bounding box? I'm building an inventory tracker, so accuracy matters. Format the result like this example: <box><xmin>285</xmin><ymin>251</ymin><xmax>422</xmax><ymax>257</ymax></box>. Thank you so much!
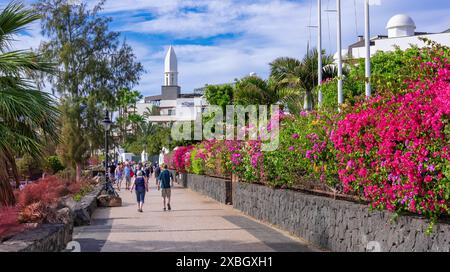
<box><xmin>102</xmin><ymin>109</ymin><xmax>114</xmax><ymax>194</ymax></box>
<box><xmin>365</xmin><ymin>0</ymin><xmax>372</xmax><ymax>97</ymax></box>
<box><xmin>336</xmin><ymin>0</ymin><xmax>343</xmax><ymax>107</ymax></box>
<box><xmin>317</xmin><ymin>0</ymin><xmax>323</xmax><ymax>108</ymax></box>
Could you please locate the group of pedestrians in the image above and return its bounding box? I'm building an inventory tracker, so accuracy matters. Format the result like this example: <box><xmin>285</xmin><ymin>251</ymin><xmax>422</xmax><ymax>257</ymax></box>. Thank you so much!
<box><xmin>111</xmin><ymin>161</ymin><xmax>174</xmax><ymax>212</ymax></box>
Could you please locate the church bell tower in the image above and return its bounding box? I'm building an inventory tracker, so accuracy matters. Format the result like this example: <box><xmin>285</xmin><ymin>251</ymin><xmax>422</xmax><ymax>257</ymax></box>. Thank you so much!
<box><xmin>162</xmin><ymin>46</ymin><xmax>180</xmax><ymax>99</ymax></box>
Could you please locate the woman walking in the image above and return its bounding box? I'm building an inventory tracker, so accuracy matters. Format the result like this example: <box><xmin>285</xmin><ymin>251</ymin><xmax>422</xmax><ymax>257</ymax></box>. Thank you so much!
<box><xmin>130</xmin><ymin>171</ymin><xmax>148</xmax><ymax>212</ymax></box>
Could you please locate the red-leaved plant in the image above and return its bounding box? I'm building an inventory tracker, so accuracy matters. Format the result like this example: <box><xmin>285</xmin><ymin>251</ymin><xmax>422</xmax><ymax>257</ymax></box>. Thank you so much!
<box><xmin>0</xmin><ymin>207</ymin><xmax>25</xmax><ymax>240</ymax></box>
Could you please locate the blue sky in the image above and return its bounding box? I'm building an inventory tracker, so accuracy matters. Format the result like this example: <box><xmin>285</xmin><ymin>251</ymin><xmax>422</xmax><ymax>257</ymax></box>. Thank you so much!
<box><xmin>9</xmin><ymin>0</ymin><xmax>450</xmax><ymax>97</ymax></box>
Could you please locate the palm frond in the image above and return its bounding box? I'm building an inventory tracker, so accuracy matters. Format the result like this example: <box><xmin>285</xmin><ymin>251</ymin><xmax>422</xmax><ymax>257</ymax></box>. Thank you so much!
<box><xmin>0</xmin><ymin>1</ymin><xmax>41</xmax><ymax>50</ymax></box>
<box><xmin>0</xmin><ymin>50</ymin><xmax>54</xmax><ymax>76</ymax></box>
<box><xmin>0</xmin><ymin>86</ymin><xmax>59</xmax><ymax>138</ymax></box>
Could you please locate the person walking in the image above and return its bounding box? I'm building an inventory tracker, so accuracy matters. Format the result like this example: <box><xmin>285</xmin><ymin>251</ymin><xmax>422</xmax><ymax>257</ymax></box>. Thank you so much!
<box><xmin>124</xmin><ymin>163</ymin><xmax>131</xmax><ymax>190</ymax></box>
<box><xmin>115</xmin><ymin>163</ymin><xmax>123</xmax><ymax>191</ymax></box>
<box><xmin>130</xmin><ymin>171</ymin><xmax>148</xmax><ymax>212</ymax></box>
<box><xmin>144</xmin><ymin>163</ymin><xmax>151</xmax><ymax>182</ymax></box>
<box><xmin>157</xmin><ymin>164</ymin><xmax>174</xmax><ymax>211</ymax></box>
<box><xmin>154</xmin><ymin>163</ymin><xmax>161</xmax><ymax>185</ymax></box>
<box><xmin>109</xmin><ymin>162</ymin><xmax>115</xmax><ymax>183</ymax></box>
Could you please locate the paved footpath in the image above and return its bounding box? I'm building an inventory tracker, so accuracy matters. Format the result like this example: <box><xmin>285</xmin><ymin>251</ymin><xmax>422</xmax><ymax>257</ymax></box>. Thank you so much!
<box><xmin>73</xmin><ymin>177</ymin><xmax>318</xmax><ymax>252</ymax></box>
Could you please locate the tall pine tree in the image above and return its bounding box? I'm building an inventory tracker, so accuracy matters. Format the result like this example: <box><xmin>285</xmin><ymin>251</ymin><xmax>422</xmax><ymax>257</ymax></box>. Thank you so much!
<box><xmin>35</xmin><ymin>0</ymin><xmax>144</xmax><ymax>180</ymax></box>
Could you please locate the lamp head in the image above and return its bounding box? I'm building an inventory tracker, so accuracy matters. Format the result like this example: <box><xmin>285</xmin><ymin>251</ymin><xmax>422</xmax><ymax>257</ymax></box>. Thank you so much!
<box><xmin>102</xmin><ymin>110</ymin><xmax>112</xmax><ymax>131</ymax></box>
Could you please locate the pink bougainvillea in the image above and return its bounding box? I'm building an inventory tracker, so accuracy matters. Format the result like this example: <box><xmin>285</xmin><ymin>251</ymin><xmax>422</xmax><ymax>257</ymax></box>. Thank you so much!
<box><xmin>165</xmin><ymin>45</ymin><xmax>450</xmax><ymax>222</ymax></box>
<box><xmin>331</xmin><ymin>65</ymin><xmax>450</xmax><ymax>218</ymax></box>
<box><xmin>172</xmin><ymin>145</ymin><xmax>194</xmax><ymax>173</ymax></box>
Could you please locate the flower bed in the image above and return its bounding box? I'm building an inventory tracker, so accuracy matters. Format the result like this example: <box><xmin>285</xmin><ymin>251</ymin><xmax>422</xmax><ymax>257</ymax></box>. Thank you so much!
<box><xmin>0</xmin><ymin>176</ymin><xmax>96</xmax><ymax>241</ymax></box>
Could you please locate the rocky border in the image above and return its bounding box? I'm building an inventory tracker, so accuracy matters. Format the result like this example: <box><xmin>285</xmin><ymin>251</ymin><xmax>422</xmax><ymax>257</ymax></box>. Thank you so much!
<box><xmin>0</xmin><ymin>207</ymin><xmax>73</xmax><ymax>252</ymax></box>
<box><xmin>62</xmin><ymin>182</ymin><xmax>104</xmax><ymax>226</ymax></box>
<box><xmin>0</xmin><ymin>182</ymin><xmax>105</xmax><ymax>252</ymax></box>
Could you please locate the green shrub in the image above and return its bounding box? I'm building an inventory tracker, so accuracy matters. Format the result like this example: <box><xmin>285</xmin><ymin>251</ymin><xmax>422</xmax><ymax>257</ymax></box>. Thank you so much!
<box><xmin>319</xmin><ymin>77</ymin><xmax>363</xmax><ymax>113</ymax></box>
<box><xmin>73</xmin><ymin>184</ymin><xmax>94</xmax><ymax>202</ymax></box>
<box><xmin>190</xmin><ymin>147</ymin><xmax>205</xmax><ymax>175</ymax></box>
<box><xmin>56</xmin><ymin>168</ymin><xmax>76</xmax><ymax>181</ymax></box>
<box><xmin>16</xmin><ymin>154</ymin><xmax>42</xmax><ymax>179</ymax></box>
<box><xmin>348</xmin><ymin>38</ymin><xmax>450</xmax><ymax>97</ymax></box>
<box><xmin>46</xmin><ymin>156</ymin><xmax>65</xmax><ymax>174</ymax></box>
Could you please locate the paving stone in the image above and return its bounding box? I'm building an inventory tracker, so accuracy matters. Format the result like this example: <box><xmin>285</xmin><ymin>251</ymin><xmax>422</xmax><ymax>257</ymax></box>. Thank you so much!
<box><xmin>73</xmin><ymin>177</ymin><xmax>316</xmax><ymax>252</ymax></box>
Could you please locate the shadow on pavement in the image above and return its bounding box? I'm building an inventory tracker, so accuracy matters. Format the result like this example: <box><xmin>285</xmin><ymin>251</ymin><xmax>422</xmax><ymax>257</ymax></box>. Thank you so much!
<box><xmin>73</xmin><ymin>218</ymin><xmax>314</xmax><ymax>252</ymax></box>
<box><xmin>73</xmin><ymin>214</ymin><xmax>113</xmax><ymax>252</ymax></box>
<box><xmin>222</xmin><ymin>216</ymin><xmax>314</xmax><ymax>252</ymax></box>
<box><xmin>73</xmin><ymin>239</ymin><xmax>306</xmax><ymax>252</ymax></box>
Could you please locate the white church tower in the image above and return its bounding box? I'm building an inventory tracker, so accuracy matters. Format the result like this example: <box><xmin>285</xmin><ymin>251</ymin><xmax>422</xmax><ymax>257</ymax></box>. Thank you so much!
<box><xmin>164</xmin><ymin>46</ymin><xmax>178</xmax><ymax>86</ymax></box>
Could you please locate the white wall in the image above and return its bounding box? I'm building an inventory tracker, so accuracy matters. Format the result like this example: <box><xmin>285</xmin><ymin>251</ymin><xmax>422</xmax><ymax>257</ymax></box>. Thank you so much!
<box><xmin>146</xmin><ymin>115</ymin><xmax>177</xmax><ymax>123</ymax></box>
<box><xmin>136</xmin><ymin>97</ymin><xmax>208</xmax><ymax>122</ymax></box>
<box><xmin>175</xmin><ymin>97</ymin><xmax>207</xmax><ymax>121</ymax></box>
<box><xmin>352</xmin><ymin>33</ymin><xmax>450</xmax><ymax>59</ymax></box>
<box><xmin>135</xmin><ymin>102</ymin><xmax>153</xmax><ymax>116</ymax></box>
<box><xmin>159</xmin><ymin>99</ymin><xmax>177</xmax><ymax>108</ymax></box>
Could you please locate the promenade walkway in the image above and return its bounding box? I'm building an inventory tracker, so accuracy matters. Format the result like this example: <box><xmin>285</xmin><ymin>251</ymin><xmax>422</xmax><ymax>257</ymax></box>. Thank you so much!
<box><xmin>73</xmin><ymin>177</ymin><xmax>318</xmax><ymax>252</ymax></box>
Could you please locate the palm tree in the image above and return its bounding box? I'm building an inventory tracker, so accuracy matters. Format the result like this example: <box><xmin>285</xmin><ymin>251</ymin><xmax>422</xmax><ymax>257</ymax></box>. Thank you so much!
<box><xmin>115</xmin><ymin>88</ymin><xmax>142</xmax><ymax>143</ymax></box>
<box><xmin>128</xmin><ymin>113</ymin><xmax>145</xmax><ymax>136</ymax></box>
<box><xmin>270</xmin><ymin>48</ymin><xmax>336</xmax><ymax>111</ymax></box>
<box><xmin>143</xmin><ymin>106</ymin><xmax>159</xmax><ymax>119</ymax></box>
<box><xmin>0</xmin><ymin>2</ymin><xmax>59</xmax><ymax>206</ymax></box>
<box><xmin>233</xmin><ymin>75</ymin><xmax>303</xmax><ymax>114</ymax></box>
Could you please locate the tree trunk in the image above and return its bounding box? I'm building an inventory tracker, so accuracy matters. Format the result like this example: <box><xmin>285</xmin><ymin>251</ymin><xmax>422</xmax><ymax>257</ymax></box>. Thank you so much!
<box><xmin>303</xmin><ymin>91</ymin><xmax>313</xmax><ymax>111</ymax></box>
<box><xmin>0</xmin><ymin>157</ymin><xmax>15</xmax><ymax>207</ymax></box>
<box><xmin>4</xmin><ymin>149</ymin><xmax>20</xmax><ymax>188</ymax></box>
<box><xmin>76</xmin><ymin>162</ymin><xmax>82</xmax><ymax>182</ymax></box>
<box><xmin>0</xmin><ymin>179</ymin><xmax>15</xmax><ymax>207</ymax></box>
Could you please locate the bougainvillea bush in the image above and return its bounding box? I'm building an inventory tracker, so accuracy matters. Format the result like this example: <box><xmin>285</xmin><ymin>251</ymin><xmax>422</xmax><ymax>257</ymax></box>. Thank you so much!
<box><xmin>331</xmin><ymin>64</ymin><xmax>450</xmax><ymax>223</ymax></box>
<box><xmin>198</xmin><ymin>139</ymin><xmax>239</xmax><ymax>178</ymax></box>
<box><xmin>172</xmin><ymin>145</ymin><xmax>194</xmax><ymax>173</ymax></box>
<box><xmin>166</xmin><ymin>42</ymin><xmax>450</xmax><ymax>223</ymax></box>
<box><xmin>262</xmin><ymin>111</ymin><xmax>339</xmax><ymax>189</ymax></box>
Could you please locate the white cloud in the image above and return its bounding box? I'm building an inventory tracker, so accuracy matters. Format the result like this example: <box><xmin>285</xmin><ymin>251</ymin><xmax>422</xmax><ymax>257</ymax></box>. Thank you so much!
<box><xmin>13</xmin><ymin>20</ymin><xmax>43</xmax><ymax>50</ymax></box>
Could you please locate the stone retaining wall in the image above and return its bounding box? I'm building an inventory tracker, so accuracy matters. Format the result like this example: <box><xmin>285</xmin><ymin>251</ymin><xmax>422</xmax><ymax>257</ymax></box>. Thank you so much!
<box><xmin>233</xmin><ymin>182</ymin><xmax>450</xmax><ymax>252</ymax></box>
<box><xmin>74</xmin><ymin>183</ymin><xmax>104</xmax><ymax>226</ymax></box>
<box><xmin>186</xmin><ymin>174</ymin><xmax>232</xmax><ymax>204</ymax></box>
<box><xmin>59</xmin><ymin>182</ymin><xmax>104</xmax><ymax>226</ymax></box>
<box><xmin>0</xmin><ymin>215</ymin><xmax>73</xmax><ymax>252</ymax></box>
<box><xmin>173</xmin><ymin>171</ymin><xmax>232</xmax><ymax>204</ymax></box>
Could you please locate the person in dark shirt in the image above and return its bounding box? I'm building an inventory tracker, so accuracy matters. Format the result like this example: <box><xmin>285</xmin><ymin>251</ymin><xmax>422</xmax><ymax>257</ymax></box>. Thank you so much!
<box><xmin>157</xmin><ymin>164</ymin><xmax>174</xmax><ymax>211</ymax></box>
<box><xmin>130</xmin><ymin>171</ymin><xmax>148</xmax><ymax>212</ymax></box>
<box><xmin>154</xmin><ymin>164</ymin><xmax>161</xmax><ymax>185</ymax></box>
<box><xmin>143</xmin><ymin>164</ymin><xmax>150</xmax><ymax>181</ymax></box>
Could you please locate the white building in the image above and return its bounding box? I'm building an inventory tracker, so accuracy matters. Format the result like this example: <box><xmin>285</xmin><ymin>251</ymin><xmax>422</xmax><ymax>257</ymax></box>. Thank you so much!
<box><xmin>347</xmin><ymin>14</ymin><xmax>450</xmax><ymax>60</ymax></box>
<box><xmin>135</xmin><ymin>46</ymin><xmax>208</xmax><ymax>124</ymax></box>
